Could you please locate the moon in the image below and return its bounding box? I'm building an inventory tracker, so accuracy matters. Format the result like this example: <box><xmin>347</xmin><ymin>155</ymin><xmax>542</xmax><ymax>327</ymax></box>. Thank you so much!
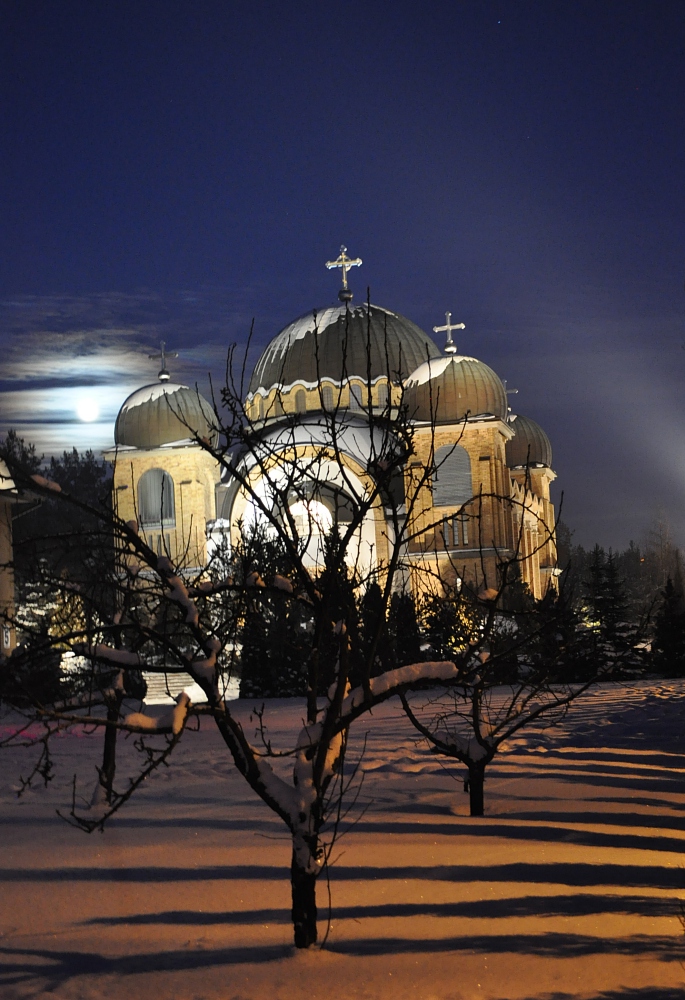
<box><xmin>76</xmin><ymin>398</ymin><xmax>100</xmax><ymax>422</ymax></box>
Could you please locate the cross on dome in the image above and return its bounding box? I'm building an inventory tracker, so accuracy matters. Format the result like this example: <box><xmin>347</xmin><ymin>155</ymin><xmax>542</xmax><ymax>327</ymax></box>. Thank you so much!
<box><xmin>148</xmin><ymin>340</ymin><xmax>178</xmax><ymax>382</ymax></box>
<box><xmin>433</xmin><ymin>311</ymin><xmax>465</xmax><ymax>355</ymax></box>
<box><xmin>325</xmin><ymin>245</ymin><xmax>362</xmax><ymax>302</ymax></box>
<box><xmin>502</xmin><ymin>379</ymin><xmax>519</xmax><ymax>414</ymax></box>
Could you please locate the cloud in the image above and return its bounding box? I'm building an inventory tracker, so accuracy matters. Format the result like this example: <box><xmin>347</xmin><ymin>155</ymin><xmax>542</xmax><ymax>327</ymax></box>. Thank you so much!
<box><xmin>0</xmin><ymin>289</ymin><xmax>255</xmax><ymax>455</ymax></box>
<box><xmin>7</xmin><ymin>420</ymin><xmax>117</xmax><ymax>455</ymax></box>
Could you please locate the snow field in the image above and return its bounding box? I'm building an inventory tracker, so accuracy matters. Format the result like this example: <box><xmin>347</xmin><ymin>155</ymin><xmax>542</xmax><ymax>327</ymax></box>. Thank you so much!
<box><xmin>1</xmin><ymin>681</ymin><xmax>684</xmax><ymax>999</ymax></box>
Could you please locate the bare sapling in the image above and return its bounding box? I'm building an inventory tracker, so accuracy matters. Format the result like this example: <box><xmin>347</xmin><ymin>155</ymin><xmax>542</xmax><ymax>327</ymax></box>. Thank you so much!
<box><xmin>401</xmin><ymin>478</ymin><xmax>643</xmax><ymax>816</ymax></box>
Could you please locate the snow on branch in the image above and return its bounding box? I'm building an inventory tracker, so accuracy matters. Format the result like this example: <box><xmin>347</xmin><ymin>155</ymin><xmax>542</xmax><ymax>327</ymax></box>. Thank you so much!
<box><xmin>124</xmin><ymin>692</ymin><xmax>191</xmax><ymax>735</ymax></box>
<box><xmin>433</xmin><ymin>728</ymin><xmax>491</xmax><ymax>761</ymax></box>
<box><xmin>75</xmin><ymin>643</ymin><xmax>142</xmax><ymax>667</ymax></box>
<box><xmin>30</xmin><ymin>474</ymin><xmax>62</xmax><ymax>493</ymax></box>
<box><xmin>187</xmin><ymin>577</ymin><xmax>234</xmax><ymax>599</ymax></box>
<box><xmin>191</xmin><ymin>637</ymin><xmax>221</xmax><ymax>689</ymax></box>
<box><xmin>341</xmin><ymin>660</ymin><xmax>459</xmax><ymax>718</ymax></box>
<box><xmin>157</xmin><ymin>557</ymin><xmax>199</xmax><ymax>625</ymax></box>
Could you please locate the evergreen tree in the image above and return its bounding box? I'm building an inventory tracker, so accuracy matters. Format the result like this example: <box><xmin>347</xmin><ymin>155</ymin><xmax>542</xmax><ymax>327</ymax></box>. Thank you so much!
<box><xmin>388</xmin><ymin>591</ymin><xmax>423</xmax><ymax>666</ymax></box>
<box><xmin>423</xmin><ymin>586</ymin><xmax>480</xmax><ymax>661</ymax></box>
<box><xmin>529</xmin><ymin>585</ymin><xmax>594</xmax><ymax>681</ymax></box>
<box><xmin>236</xmin><ymin>527</ymin><xmax>311</xmax><ymax>698</ymax></box>
<box><xmin>239</xmin><ymin>601</ymin><xmax>273</xmax><ymax>698</ymax></box>
<box><xmin>583</xmin><ymin>546</ymin><xmax>642</xmax><ymax>673</ymax></box>
<box><xmin>651</xmin><ymin>573</ymin><xmax>685</xmax><ymax>677</ymax></box>
<box><xmin>359</xmin><ymin>582</ymin><xmax>391</xmax><ymax>676</ymax></box>
<box><xmin>237</xmin><ymin>528</ymin><xmax>364</xmax><ymax>698</ymax></box>
<box><xmin>315</xmin><ymin>534</ymin><xmax>361</xmax><ymax>692</ymax></box>
<box><xmin>0</xmin><ymin>439</ymin><xmax>113</xmax><ymax>585</ymax></box>
<box><xmin>0</xmin><ymin>429</ymin><xmax>42</xmax><ymax>474</ymax></box>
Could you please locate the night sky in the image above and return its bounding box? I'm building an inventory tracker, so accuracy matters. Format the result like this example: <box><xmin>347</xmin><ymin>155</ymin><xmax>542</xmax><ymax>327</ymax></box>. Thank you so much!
<box><xmin>1</xmin><ymin>1</ymin><xmax>684</xmax><ymax>550</ymax></box>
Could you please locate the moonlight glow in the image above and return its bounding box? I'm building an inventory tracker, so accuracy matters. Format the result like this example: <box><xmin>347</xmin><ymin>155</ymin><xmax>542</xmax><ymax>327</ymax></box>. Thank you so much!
<box><xmin>76</xmin><ymin>398</ymin><xmax>100</xmax><ymax>423</ymax></box>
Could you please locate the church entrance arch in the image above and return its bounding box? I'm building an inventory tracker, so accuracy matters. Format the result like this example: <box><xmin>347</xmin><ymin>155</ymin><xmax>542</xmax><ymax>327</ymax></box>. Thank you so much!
<box><xmin>237</xmin><ymin>457</ymin><xmax>378</xmax><ymax>576</ymax></box>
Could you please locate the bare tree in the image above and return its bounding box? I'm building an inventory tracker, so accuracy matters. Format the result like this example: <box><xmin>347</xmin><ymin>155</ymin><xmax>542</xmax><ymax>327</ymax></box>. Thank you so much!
<box><xmin>0</xmin><ymin>309</ymin><xmax>560</xmax><ymax>947</ymax></box>
<box><xmin>401</xmin><ymin>564</ymin><xmax>642</xmax><ymax>816</ymax></box>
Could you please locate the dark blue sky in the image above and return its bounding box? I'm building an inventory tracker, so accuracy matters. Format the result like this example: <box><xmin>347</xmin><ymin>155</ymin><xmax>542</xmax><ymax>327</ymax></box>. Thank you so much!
<box><xmin>1</xmin><ymin>1</ymin><xmax>684</xmax><ymax>549</ymax></box>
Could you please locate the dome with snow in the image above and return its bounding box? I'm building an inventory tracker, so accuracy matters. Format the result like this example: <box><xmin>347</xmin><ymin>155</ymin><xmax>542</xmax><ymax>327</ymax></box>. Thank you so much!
<box><xmin>115</xmin><ymin>382</ymin><xmax>217</xmax><ymax>449</ymax></box>
<box><xmin>248</xmin><ymin>303</ymin><xmax>440</xmax><ymax>396</ymax></box>
<box><xmin>505</xmin><ymin>414</ymin><xmax>552</xmax><ymax>468</ymax></box>
<box><xmin>404</xmin><ymin>355</ymin><xmax>508</xmax><ymax>423</ymax></box>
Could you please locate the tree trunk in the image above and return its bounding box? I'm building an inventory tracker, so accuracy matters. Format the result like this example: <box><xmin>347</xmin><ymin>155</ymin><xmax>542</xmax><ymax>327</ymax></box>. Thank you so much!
<box><xmin>101</xmin><ymin>698</ymin><xmax>120</xmax><ymax>804</ymax></box>
<box><xmin>468</xmin><ymin>763</ymin><xmax>485</xmax><ymax>816</ymax></box>
<box><xmin>291</xmin><ymin>850</ymin><xmax>318</xmax><ymax>947</ymax></box>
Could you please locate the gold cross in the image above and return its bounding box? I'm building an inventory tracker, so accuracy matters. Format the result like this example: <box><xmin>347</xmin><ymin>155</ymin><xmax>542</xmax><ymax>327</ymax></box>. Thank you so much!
<box><xmin>433</xmin><ymin>312</ymin><xmax>465</xmax><ymax>355</ymax></box>
<box><xmin>148</xmin><ymin>340</ymin><xmax>178</xmax><ymax>382</ymax></box>
<box><xmin>326</xmin><ymin>245</ymin><xmax>362</xmax><ymax>302</ymax></box>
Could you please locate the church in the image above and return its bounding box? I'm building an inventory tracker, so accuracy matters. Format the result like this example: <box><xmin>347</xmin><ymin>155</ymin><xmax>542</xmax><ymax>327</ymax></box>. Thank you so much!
<box><xmin>106</xmin><ymin>250</ymin><xmax>557</xmax><ymax>601</ymax></box>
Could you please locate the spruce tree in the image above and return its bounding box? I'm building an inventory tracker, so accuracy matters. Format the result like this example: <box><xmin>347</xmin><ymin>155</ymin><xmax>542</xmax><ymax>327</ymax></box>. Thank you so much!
<box><xmin>388</xmin><ymin>591</ymin><xmax>423</xmax><ymax>666</ymax></box>
<box><xmin>236</xmin><ymin>526</ymin><xmax>311</xmax><ymax>698</ymax></box>
<box><xmin>359</xmin><ymin>582</ymin><xmax>391</xmax><ymax>676</ymax></box>
<box><xmin>651</xmin><ymin>573</ymin><xmax>685</xmax><ymax>677</ymax></box>
<box><xmin>315</xmin><ymin>535</ymin><xmax>361</xmax><ymax>692</ymax></box>
<box><xmin>583</xmin><ymin>546</ymin><xmax>641</xmax><ymax>673</ymax></box>
<box><xmin>423</xmin><ymin>587</ymin><xmax>480</xmax><ymax>661</ymax></box>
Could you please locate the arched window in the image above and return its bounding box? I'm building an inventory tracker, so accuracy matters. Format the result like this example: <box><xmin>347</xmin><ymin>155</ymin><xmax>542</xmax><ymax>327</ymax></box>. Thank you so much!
<box><xmin>258</xmin><ymin>396</ymin><xmax>265</xmax><ymax>419</ymax></box>
<box><xmin>322</xmin><ymin>384</ymin><xmax>334</xmax><ymax>410</ymax></box>
<box><xmin>349</xmin><ymin>383</ymin><xmax>363</xmax><ymax>411</ymax></box>
<box><xmin>138</xmin><ymin>468</ymin><xmax>176</xmax><ymax>528</ymax></box>
<box><xmin>433</xmin><ymin>445</ymin><xmax>472</xmax><ymax>507</ymax></box>
<box><xmin>377</xmin><ymin>382</ymin><xmax>389</xmax><ymax>408</ymax></box>
<box><xmin>295</xmin><ymin>389</ymin><xmax>307</xmax><ymax>414</ymax></box>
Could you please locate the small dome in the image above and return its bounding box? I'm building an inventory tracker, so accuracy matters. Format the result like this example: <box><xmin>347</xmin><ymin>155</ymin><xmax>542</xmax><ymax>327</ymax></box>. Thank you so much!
<box><xmin>248</xmin><ymin>302</ymin><xmax>440</xmax><ymax>396</ymax></box>
<box><xmin>405</xmin><ymin>355</ymin><xmax>508</xmax><ymax>423</ymax></box>
<box><xmin>506</xmin><ymin>414</ymin><xmax>552</xmax><ymax>469</ymax></box>
<box><xmin>115</xmin><ymin>382</ymin><xmax>217</xmax><ymax>449</ymax></box>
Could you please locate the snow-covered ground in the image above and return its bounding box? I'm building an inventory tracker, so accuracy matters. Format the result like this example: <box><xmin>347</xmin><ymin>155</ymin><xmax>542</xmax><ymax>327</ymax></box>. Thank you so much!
<box><xmin>1</xmin><ymin>681</ymin><xmax>685</xmax><ymax>999</ymax></box>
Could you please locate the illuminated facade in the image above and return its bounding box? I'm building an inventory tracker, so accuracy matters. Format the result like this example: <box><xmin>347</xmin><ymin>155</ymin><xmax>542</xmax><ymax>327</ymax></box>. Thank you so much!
<box><xmin>107</xmin><ymin>264</ymin><xmax>557</xmax><ymax>599</ymax></box>
<box><xmin>105</xmin><ymin>361</ymin><xmax>221</xmax><ymax>569</ymax></box>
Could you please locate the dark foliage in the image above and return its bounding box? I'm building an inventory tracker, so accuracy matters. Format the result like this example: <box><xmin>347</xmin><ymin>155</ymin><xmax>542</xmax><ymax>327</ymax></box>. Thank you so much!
<box><xmin>359</xmin><ymin>582</ymin><xmax>392</xmax><ymax>677</ymax></box>
<box><xmin>235</xmin><ymin>527</ymin><xmax>311</xmax><ymax>698</ymax></box>
<box><xmin>652</xmin><ymin>572</ymin><xmax>685</xmax><ymax>677</ymax></box>
<box><xmin>583</xmin><ymin>546</ymin><xmax>644</xmax><ymax>674</ymax></box>
<box><xmin>422</xmin><ymin>585</ymin><xmax>478</xmax><ymax>661</ymax></box>
<box><xmin>0</xmin><ymin>434</ymin><xmax>113</xmax><ymax>587</ymax></box>
<box><xmin>0</xmin><ymin>638</ymin><xmax>62</xmax><ymax>706</ymax></box>
<box><xmin>388</xmin><ymin>591</ymin><xmax>423</xmax><ymax>667</ymax></box>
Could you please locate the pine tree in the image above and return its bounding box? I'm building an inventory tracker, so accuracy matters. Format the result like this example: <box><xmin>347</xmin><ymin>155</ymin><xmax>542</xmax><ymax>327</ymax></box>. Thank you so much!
<box><xmin>239</xmin><ymin>593</ymin><xmax>314</xmax><ymax>699</ymax></box>
<box><xmin>315</xmin><ymin>535</ymin><xmax>361</xmax><ymax>692</ymax></box>
<box><xmin>651</xmin><ymin>573</ymin><xmax>685</xmax><ymax>677</ymax></box>
<box><xmin>239</xmin><ymin>601</ymin><xmax>276</xmax><ymax>698</ymax></box>
<box><xmin>4</xmin><ymin>441</ymin><xmax>113</xmax><ymax>585</ymax></box>
<box><xmin>388</xmin><ymin>591</ymin><xmax>423</xmax><ymax>666</ymax></box>
<box><xmin>583</xmin><ymin>546</ymin><xmax>641</xmax><ymax>673</ymax></box>
<box><xmin>236</xmin><ymin>527</ymin><xmax>311</xmax><ymax>698</ymax></box>
<box><xmin>529</xmin><ymin>585</ymin><xmax>594</xmax><ymax>681</ymax></box>
<box><xmin>359</xmin><ymin>582</ymin><xmax>391</xmax><ymax>676</ymax></box>
<box><xmin>0</xmin><ymin>429</ymin><xmax>42</xmax><ymax>473</ymax></box>
<box><xmin>423</xmin><ymin>587</ymin><xmax>480</xmax><ymax>661</ymax></box>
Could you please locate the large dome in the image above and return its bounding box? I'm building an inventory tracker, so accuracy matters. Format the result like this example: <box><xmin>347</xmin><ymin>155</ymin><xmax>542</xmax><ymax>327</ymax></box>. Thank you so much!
<box><xmin>405</xmin><ymin>355</ymin><xmax>508</xmax><ymax>423</ymax></box>
<box><xmin>506</xmin><ymin>414</ymin><xmax>552</xmax><ymax>469</ymax></box>
<box><xmin>115</xmin><ymin>382</ymin><xmax>217</xmax><ymax>449</ymax></box>
<box><xmin>248</xmin><ymin>303</ymin><xmax>440</xmax><ymax>396</ymax></box>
